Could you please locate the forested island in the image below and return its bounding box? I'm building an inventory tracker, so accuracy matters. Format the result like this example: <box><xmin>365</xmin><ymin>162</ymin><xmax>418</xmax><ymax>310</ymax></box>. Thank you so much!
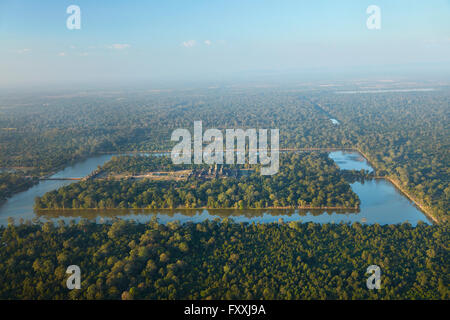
<box><xmin>34</xmin><ymin>153</ymin><xmax>360</xmax><ymax>210</ymax></box>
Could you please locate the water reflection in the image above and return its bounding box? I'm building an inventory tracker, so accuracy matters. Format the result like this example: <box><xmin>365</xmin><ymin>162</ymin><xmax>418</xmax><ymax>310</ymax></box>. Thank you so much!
<box><xmin>329</xmin><ymin>151</ymin><xmax>373</xmax><ymax>172</ymax></box>
<box><xmin>34</xmin><ymin>207</ymin><xmax>361</xmax><ymax>226</ymax></box>
<box><xmin>37</xmin><ymin>207</ymin><xmax>359</xmax><ymax>219</ymax></box>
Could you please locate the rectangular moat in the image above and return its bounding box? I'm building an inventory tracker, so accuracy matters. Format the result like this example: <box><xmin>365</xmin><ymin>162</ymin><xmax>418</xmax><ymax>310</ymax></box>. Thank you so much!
<box><xmin>0</xmin><ymin>151</ymin><xmax>432</xmax><ymax>226</ymax></box>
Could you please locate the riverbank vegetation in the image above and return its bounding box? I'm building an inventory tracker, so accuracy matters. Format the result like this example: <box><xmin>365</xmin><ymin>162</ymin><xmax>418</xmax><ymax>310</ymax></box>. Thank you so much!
<box><xmin>0</xmin><ymin>173</ymin><xmax>37</xmax><ymax>205</ymax></box>
<box><xmin>312</xmin><ymin>91</ymin><xmax>449</xmax><ymax>222</ymax></box>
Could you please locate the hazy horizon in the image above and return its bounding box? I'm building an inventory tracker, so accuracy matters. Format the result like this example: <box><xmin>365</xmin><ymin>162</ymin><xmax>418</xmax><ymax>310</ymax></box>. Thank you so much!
<box><xmin>1</xmin><ymin>0</ymin><xmax>449</xmax><ymax>88</ymax></box>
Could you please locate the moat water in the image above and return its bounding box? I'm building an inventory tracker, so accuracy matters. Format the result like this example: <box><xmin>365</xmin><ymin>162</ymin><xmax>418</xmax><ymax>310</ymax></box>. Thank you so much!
<box><xmin>0</xmin><ymin>151</ymin><xmax>431</xmax><ymax>226</ymax></box>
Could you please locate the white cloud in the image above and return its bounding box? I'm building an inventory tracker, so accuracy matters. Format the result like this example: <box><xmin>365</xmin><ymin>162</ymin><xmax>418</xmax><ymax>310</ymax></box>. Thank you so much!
<box><xmin>80</xmin><ymin>52</ymin><xmax>89</xmax><ymax>56</ymax></box>
<box><xmin>58</xmin><ymin>52</ymin><xmax>66</xmax><ymax>57</ymax></box>
<box><xmin>17</xmin><ymin>48</ymin><xmax>31</xmax><ymax>54</ymax></box>
<box><xmin>182</xmin><ymin>40</ymin><xmax>196</xmax><ymax>48</ymax></box>
<box><xmin>204</xmin><ymin>40</ymin><xmax>212</xmax><ymax>46</ymax></box>
<box><xmin>109</xmin><ymin>44</ymin><xmax>131</xmax><ymax>50</ymax></box>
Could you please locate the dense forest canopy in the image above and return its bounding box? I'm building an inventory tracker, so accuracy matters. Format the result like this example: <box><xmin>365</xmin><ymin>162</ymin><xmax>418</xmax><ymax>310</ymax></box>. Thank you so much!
<box><xmin>0</xmin><ymin>219</ymin><xmax>448</xmax><ymax>300</ymax></box>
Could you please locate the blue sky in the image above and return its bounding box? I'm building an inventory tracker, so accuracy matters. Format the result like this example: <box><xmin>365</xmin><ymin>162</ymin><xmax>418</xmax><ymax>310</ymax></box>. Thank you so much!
<box><xmin>0</xmin><ymin>0</ymin><xmax>449</xmax><ymax>87</ymax></box>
